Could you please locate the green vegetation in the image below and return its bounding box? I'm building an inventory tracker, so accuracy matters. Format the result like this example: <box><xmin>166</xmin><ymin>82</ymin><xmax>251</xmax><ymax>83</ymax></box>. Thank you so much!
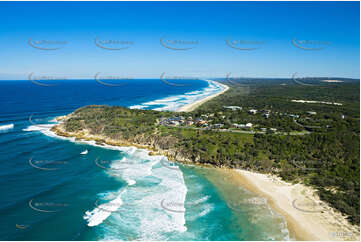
<box><xmin>60</xmin><ymin>78</ymin><xmax>360</xmax><ymax>225</ymax></box>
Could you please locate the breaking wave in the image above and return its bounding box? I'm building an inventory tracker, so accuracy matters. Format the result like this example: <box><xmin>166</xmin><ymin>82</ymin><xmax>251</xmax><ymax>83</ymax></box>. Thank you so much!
<box><xmin>129</xmin><ymin>80</ymin><xmax>226</xmax><ymax>111</ymax></box>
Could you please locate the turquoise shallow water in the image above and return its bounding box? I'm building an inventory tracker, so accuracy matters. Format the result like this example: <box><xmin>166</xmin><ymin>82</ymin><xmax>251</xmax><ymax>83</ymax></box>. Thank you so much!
<box><xmin>0</xmin><ymin>79</ymin><xmax>290</xmax><ymax>240</ymax></box>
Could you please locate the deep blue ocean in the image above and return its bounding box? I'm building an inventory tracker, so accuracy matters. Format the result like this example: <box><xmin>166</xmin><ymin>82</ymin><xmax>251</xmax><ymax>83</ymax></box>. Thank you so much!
<box><xmin>0</xmin><ymin>79</ymin><xmax>290</xmax><ymax>241</ymax></box>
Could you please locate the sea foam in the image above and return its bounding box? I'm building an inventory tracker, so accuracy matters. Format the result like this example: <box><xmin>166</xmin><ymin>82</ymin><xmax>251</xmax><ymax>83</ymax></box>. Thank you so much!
<box><xmin>24</xmin><ymin>119</ymin><xmax>189</xmax><ymax>239</ymax></box>
<box><xmin>129</xmin><ymin>80</ymin><xmax>225</xmax><ymax>111</ymax></box>
<box><xmin>84</xmin><ymin>190</ymin><xmax>125</xmax><ymax>227</ymax></box>
<box><xmin>0</xmin><ymin>123</ymin><xmax>14</xmax><ymax>132</ymax></box>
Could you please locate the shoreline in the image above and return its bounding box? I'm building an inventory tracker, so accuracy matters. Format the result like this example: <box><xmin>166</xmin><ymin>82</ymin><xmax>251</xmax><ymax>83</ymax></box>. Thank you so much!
<box><xmin>225</xmin><ymin>169</ymin><xmax>360</xmax><ymax>241</ymax></box>
<box><xmin>48</xmin><ymin>83</ymin><xmax>359</xmax><ymax>241</ymax></box>
<box><xmin>177</xmin><ymin>80</ymin><xmax>229</xmax><ymax>112</ymax></box>
<box><xmin>50</xmin><ymin>117</ymin><xmax>360</xmax><ymax>241</ymax></box>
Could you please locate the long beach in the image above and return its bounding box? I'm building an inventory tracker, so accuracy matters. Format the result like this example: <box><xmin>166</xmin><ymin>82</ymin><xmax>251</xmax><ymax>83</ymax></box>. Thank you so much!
<box><xmin>177</xmin><ymin>80</ymin><xmax>229</xmax><ymax>112</ymax></box>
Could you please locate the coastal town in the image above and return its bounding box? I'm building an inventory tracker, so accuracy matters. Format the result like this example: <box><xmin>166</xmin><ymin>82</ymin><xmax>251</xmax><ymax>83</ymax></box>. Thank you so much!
<box><xmin>158</xmin><ymin>105</ymin><xmax>333</xmax><ymax>135</ymax></box>
<box><xmin>160</xmin><ymin>107</ymin><xmax>256</xmax><ymax>130</ymax></box>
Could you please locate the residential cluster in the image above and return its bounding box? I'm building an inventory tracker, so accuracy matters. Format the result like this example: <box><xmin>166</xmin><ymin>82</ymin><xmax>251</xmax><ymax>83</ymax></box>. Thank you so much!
<box><xmin>159</xmin><ymin>115</ymin><xmax>225</xmax><ymax>129</ymax></box>
<box><xmin>159</xmin><ymin>116</ymin><xmax>194</xmax><ymax>126</ymax></box>
<box><xmin>158</xmin><ymin>105</ymin><xmax>337</xmax><ymax>134</ymax></box>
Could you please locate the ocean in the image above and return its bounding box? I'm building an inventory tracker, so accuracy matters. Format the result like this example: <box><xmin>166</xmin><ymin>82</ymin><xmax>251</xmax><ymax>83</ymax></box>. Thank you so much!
<box><xmin>0</xmin><ymin>79</ymin><xmax>290</xmax><ymax>241</ymax></box>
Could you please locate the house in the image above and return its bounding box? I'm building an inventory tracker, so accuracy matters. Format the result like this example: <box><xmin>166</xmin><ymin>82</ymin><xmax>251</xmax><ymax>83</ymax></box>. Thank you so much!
<box><xmin>159</xmin><ymin>117</ymin><xmax>167</xmax><ymax>124</ymax></box>
<box><xmin>263</xmin><ymin>109</ymin><xmax>271</xmax><ymax>118</ymax></box>
<box><xmin>195</xmin><ymin>119</ymin><xmax>208</xmax><ymax>125</ymax></box>
<box><xmin>288</xmin><ymin>114</ymin><xmax>300</xmax><ymax>118</ymax></box>
<box><xmin>170</xmin><ymin>117</ymin><xmax>182</xmax><ymax>122</ymax></box>
<box><xmin>232</xmin><ymin>123</ymin><xmax>245</xmax><ymax>128</ymax></box>
<box><xmin>186</xmin><ymin>120</ymin><xmax>194</xmax><ymax>126</ymax></box>
<box><xmin>249</xmin><ymin>109</ymin><xmax>257</xmax><ymax>115</ymax></box>
<box><xmin>246</xmin><ymin>123</ymin><xmax>253</xmax><ymax>128</ymax></box>
<box><xmin>171</xmin><ymin>121</ymin><xmax>180</xmax><ymax>126</ymax></box>
<box><xmin>224</xmin><ymin>106</ymin><xmax>242</xmax><ymax>111</ymax></box>
<box><xmin>211</xmin><ymin>123</ymin><xmax>224</xmax><ymax>129</ymax></box>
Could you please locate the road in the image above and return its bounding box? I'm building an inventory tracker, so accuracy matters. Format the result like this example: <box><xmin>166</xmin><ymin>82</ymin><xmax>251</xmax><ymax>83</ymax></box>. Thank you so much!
<box><xmin>161</xmin><ymin>124</ymin><xmax>310</xmax><ymax>136</ymax></box>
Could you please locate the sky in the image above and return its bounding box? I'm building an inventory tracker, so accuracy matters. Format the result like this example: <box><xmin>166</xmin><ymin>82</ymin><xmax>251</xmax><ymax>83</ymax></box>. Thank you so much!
<box><xmin>0</xmin><ymin>1</ymin><xmax>359</xmax><ymax>79</ymax></box>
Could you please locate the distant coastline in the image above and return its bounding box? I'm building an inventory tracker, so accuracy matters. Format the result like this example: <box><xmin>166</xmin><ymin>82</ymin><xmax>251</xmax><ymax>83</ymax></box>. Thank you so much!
<box><xmin>177</xmin><ymin>80</ymin><xmax>229</xmax><ymax>112</ymax></box>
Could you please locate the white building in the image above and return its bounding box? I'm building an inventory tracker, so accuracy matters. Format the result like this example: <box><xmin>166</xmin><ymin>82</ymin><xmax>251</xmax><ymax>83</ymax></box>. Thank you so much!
<box><xmin>232</xmin><ymin>123</ymin><xmax>245</xmax><ymax>128</ymax></box>
<box><xmin>249</xmin><ymin>109</ymin><xmax>257</xmax><ymax>115</ymax></box>
<box><xmin>224</xmin><ymin>106</ymin><xmax>242</xmax><ymax>111</ymax></box>
<box><xmin>171</xmin><ymin>121</ymin><xmax>180</xmax><ymax>126</ymax></box>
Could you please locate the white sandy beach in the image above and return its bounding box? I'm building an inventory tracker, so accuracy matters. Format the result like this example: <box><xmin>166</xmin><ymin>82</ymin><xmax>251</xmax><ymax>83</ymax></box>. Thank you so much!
<box><xmin>231</xmin><ymin>169</ymin><xmax>360</xmax><ymax>241</ymax></box>
<box><xmin>177</xmin><ymin>81</ymin><xmax>229</xmax><ymax>112</ymax></box>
